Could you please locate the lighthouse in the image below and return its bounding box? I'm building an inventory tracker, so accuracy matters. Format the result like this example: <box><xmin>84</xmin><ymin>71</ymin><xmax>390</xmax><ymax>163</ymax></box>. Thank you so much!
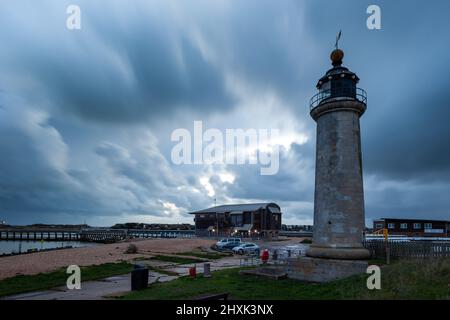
<box><xmin>306</xmin><ymin>46</ymin><xmax>370</xmax><ymax>260</ymax></box>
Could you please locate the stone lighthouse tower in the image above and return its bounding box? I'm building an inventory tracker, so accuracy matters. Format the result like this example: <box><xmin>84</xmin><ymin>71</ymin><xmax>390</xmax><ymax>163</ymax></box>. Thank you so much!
<box><xmin>306</xmin><ymin>47</ymin><xmax>370</xmax><ymax>260</ymax></box>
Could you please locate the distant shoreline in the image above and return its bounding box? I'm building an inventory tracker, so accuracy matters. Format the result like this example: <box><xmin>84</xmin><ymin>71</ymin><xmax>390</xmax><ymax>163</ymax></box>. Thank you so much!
<box><xmin>1</xmin><ymin>244</ymin><xmax>76</xmax><ymax>258</ymax></box>
<box><xmin>0</xmin><ymin>240</ymin><xmax>98</xmax><ymax>257</ymax></box>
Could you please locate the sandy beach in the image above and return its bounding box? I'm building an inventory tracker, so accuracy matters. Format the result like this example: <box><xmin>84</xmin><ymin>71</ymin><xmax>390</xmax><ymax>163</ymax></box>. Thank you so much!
<box><xmin>0</xmin><ymin>238</ymin><xmax>215</xmax><ymax>280</ymax></box>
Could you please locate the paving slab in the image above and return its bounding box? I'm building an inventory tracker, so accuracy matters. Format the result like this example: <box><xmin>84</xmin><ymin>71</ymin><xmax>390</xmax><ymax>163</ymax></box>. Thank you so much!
<box><xmin>164</xmin><ymin>256</ymin><xmax>242</xmax><ymax>276</ymax></box>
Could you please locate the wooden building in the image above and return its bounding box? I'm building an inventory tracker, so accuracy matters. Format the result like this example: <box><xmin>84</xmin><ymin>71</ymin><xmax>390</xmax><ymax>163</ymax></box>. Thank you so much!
<box><xmin>373</xmin><ymin>218</ymin><xmax>450</xmax><ymax>237</ymax></box>
<box><xmin>190</xmin><ymin>203</ymin><xmax>282</xmax><ymax>238</ymax></box>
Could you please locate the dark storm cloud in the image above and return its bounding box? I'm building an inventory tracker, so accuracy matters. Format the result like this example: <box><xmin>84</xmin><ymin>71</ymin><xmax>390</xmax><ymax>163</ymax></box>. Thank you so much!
<box><xmin>226</xmin><ymin>143</ymin><xmax>315</xmax><ymax>202</ymax></box>
<box><xmin>297</xmin><ymin>0</ymin><xmax>450</xmax><ymax>221</ymax></box>
<box><xmin>1</xmin><ymin>0</ymin><xmax>450</xmax><ymax>224</ymax></box>
<box><xmin>363</xmin><ymin>72</ymin><xmax>450</xmax><ymax>181</ymax></box>
<box><xmin>0</xmin><ymin>1</ymin><xmax>235</xmax><ymax>123</ymax></box>
<box><xmin>299</xmin><ymin>0</ymin><xmax>450</xmax><ymax>183</ymax></box>
<box><xmin>0</xmin><ymin>95</ymin><xmax>106</xmax><ymax>222</ymax></box>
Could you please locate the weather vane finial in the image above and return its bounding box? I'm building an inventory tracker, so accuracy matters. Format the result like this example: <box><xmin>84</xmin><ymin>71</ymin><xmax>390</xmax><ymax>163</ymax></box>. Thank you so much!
<box><xmin>330</xmin><ymin>30</ymin><xmax>344</xmax><ymax>67</ymax></box>
<box><xmin>335</xmin><ymin>30</ymin><xmax>342</xmax><ymax>49</ymax></box>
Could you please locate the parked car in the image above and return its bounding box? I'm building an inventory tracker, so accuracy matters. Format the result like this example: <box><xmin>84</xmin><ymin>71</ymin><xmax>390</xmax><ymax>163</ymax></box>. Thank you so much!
<box><xmin>232</xmin><ymin>242</ymin><xmax>260</xmax><ymax>255</ymax></box>
<box><xmin>215</xmin><ymin>238</ymin><xmax>241</xmax><ymax>250</ymax></box>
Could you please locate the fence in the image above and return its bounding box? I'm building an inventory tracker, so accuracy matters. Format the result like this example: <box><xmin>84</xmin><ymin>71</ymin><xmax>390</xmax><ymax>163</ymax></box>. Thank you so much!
<box><xmin>239</xmin><ymin>248</ymin><xmax>306</xmax><ymax>267</ymax></box>
<box><xmin>249</xmin><ymin>248</ymin><xmax>306</xmax><ymax>266</ymax></box>
<box><xmin>363</xmin><ymin>240</ymin><xmax>450</xmax><ymax>259</ymax></box>
<box><xmin>127</xmin><ymin>229</ymin><xmax>195</xmax><ymax>239</ymax></box>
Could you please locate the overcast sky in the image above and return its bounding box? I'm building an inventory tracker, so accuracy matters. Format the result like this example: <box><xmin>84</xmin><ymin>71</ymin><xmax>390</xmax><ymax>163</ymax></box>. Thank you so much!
<box><xmin>1</xmin><ymin>0</ymin><xmax>449</xmax><ymax>226</ymax></box>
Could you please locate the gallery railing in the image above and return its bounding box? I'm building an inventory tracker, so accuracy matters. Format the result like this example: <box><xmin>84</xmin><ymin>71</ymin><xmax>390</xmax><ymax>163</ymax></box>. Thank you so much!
<box><xmin>310</xmin><ymin>87</ymin><xmax>367</xmax><ymax>111</ymax></box>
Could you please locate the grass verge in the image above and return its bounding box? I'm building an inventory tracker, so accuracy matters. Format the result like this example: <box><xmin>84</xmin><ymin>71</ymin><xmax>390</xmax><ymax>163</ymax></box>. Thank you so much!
<box><xmin>150</xmin><ymin>255</ymin><xmax>205</xmax><ymax>264</ymax></box>
<box><xmin>0</xmin><ymin>262</ymin><xmax>132</xmax><ymax>297</ymax></box>
<box><xmin>174</xmin><ymin>251</ymin><xmax>231</xmax><ymax>260</ymax></box>
<box><xmin>147</xmin><ymin>265</ymin><xmax>179</xmax><ymax>276</ymax></box>
<box><xmin>122</xmin><ymin>259</ymin><xmax>450</xmax><ymax>300</ymax></box>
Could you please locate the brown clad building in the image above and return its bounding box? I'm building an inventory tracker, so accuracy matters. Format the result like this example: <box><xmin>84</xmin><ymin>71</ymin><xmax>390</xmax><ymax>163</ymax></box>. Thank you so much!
<box><xmin>190</xmin><ymin>203</ymin><xmax>282</xmax><ymax>238</ymax></box>
<box><xmin>373</xmin><ymin>218</ymin><xmax>450</xmax><ymax>237</ymax></box>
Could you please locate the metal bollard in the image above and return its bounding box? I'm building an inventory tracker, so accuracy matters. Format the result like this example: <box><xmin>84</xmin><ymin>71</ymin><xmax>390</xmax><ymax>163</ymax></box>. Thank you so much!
<box><xmin>131</xmin><ymin>264</ymin><xmax>149</xmax><ymax>291</ymax></box>
<box><xmin>203</xmin><ymin>263</ymin><xmax>211</xmax><ymax>278</ymax></box>
<box><xmin>189</xmin><ymin>266</ymin><xmax>197</xmax><ymax>278</ymax></box>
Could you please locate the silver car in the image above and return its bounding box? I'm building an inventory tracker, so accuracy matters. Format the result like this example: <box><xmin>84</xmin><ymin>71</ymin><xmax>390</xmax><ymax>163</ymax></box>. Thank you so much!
<box><xmin>215</xmin><ymin>238</ymin><xmax>241</xmax><ymax>250</ymax></box>
<box><xmin>232</xmin><ymin>242</ymin><xmax>260</xmax><ymax>255</ymax></box>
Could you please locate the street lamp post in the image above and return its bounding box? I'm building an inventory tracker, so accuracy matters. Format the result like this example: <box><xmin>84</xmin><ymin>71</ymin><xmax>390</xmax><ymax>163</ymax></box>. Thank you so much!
<box><xmin>216</xmin><ymin>212</ymin><xmax>219</xmax><ymax>239</ymax></box>
<box><xmin>214</xmin><ymin>199</ymin><xmax>219</xmax><ymax>239</ymax></box>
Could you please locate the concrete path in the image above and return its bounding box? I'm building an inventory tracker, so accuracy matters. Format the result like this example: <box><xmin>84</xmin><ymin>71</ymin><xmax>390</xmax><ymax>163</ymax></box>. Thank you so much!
<box><xmin>165</xmin><ymin>256</ymin><xmax>243</xmax><ymax>276</ymax></box>
<box><xmin>3</xmin><ymin>271</ymin><xmax>177</xmax><ymax>300</ymax></box>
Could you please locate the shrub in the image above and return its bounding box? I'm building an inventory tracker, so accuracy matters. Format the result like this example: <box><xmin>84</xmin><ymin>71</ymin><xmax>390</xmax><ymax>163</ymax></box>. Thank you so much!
<box><xmin>125</xmin><ymin>244</ymin><xmax>138</xmax><ymax>254</ymax></box>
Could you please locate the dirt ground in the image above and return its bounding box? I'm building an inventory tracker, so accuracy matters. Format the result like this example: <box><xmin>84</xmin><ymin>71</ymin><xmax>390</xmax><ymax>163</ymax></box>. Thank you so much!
<box><xmin>0</xmin><ymin>238</ymin><xmax>215</xmax><ymax>280</ymax></box>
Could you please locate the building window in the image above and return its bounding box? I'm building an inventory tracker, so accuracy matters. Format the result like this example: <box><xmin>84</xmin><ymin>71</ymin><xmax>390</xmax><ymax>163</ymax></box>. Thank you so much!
<box><xmin>413</xmin><ymin>223</ymin><xmax>421</xmax><ymax>229</ymax></box>
<box><xmin>424</xmin><ymin>223</ymin><xmax>432</xmax><ymax>229</ymax></box>
<box><xmin>400</xmin><ymin>223</ymin><xmax>408</xmax><ymax>229</ymax></box>
<box><xmin>388</xmin><ymin>223</ymin><xmax>395</xmax><ymax>229</ymax></box>
<box><xmin>375</xmin><ymin>223</ymin><xmax>383</xmax><ymax>229</ymax></box>
<box><xmin>230</xmin><ymin>214</ymin><xmax>243</xmax><ymax>227</ymax></box>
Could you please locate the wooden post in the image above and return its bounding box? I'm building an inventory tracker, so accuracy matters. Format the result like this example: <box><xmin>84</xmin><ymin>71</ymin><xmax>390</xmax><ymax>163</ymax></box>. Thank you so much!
<box><xmin>386</xmin><ymin>246</ymin><xmax>390</xmax><ymax>265</ymax></box>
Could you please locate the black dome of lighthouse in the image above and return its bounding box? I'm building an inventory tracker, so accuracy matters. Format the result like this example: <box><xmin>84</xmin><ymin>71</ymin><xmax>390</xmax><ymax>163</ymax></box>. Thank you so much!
<box><xmin>310</xmin><ymin>48</ymin><xmax>367</xmax><ymax>114</ymax></box>
<box><xmin>316</xmin><ymin>49</ymin><xmax>359</xmax><ymax>90</ymax></box>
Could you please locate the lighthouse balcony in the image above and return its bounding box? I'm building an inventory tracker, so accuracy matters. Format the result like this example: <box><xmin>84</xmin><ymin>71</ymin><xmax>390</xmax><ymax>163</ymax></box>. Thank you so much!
<box><xmin>310</xmin><ymin>87</ymin><xmax>367</xmax><ymax>111</ymax></box>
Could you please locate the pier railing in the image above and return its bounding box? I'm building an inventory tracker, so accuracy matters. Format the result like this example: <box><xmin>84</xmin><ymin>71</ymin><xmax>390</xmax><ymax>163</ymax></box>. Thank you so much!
<box><xmin>0</xmin><ymin>230</ymin><xmax>80</xmax><ymax>241</ymax></box>
<box><xmin>0</xmin><ymin>228</ymin><xmax>196</xmax><ymax>243</ymax></box>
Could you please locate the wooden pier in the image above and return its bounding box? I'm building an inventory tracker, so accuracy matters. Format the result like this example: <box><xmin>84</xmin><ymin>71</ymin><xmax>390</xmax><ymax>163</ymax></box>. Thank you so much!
<box><xmin>79</xmin><ymin>229</ymin><xmax>127</xmax><ymax>243</ymax></box>
<box><xmin>127</xmin><ymin>229</ymin><xmax>195</xmax><ymax>239</ymax></box>
<box><xmin>0</xmin><ymin>228</ymin><xmax>195</xmax><ymax>243</ymax></box>
<box><xmin>0</xmin><ymin>229</ymin><xmax>80</xmax><ymax>241</ymax></box>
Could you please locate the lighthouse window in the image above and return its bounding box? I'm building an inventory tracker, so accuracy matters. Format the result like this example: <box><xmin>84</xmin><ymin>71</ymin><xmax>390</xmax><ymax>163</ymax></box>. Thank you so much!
<box><xmin>332</xmin><ymin>79</ymin><xmax>355</xmax><ymax>98</ymax></box>
<box><xmin>321</xmin><ymin>81</ymin><xmax>331</xmax><ymax>91</ymax></box>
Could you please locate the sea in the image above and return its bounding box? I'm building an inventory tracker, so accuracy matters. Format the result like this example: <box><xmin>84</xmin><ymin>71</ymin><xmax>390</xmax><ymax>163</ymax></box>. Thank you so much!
<box><xmin>0</xmin><ymin>240</ymin><xmax>98</xmax><ymax>255</ymax></box>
